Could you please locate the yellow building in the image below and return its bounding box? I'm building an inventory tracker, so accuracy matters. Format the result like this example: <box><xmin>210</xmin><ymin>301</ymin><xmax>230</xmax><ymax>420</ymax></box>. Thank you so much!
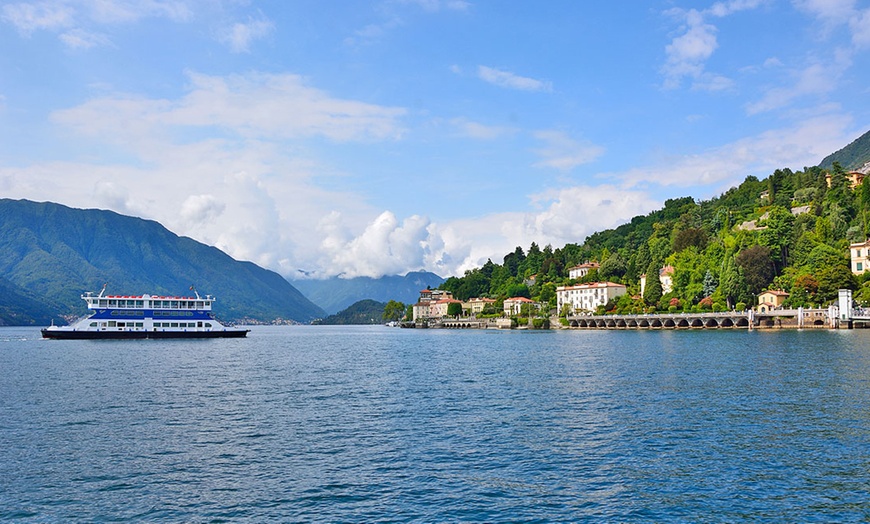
<box><xmin>757</xmin><ymin>290</ymin><xmax>789</xmax><ymax>312</ymax></box>
<box><xmin>850</xmin><ymin>240</ymin><xmax>870</xmax><ymax>274</ymax></box>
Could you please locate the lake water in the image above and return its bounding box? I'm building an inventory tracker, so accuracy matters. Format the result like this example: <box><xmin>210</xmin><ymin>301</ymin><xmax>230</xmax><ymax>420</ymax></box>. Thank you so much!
<box><xmin>1</xmin><ymin>326</ymin><xmax>870</xmax><ymax>522</ymax></box>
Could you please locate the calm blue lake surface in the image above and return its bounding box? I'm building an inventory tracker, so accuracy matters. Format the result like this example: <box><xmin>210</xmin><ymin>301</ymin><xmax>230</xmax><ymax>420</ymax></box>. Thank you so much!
<box><xmin>2</xmin><ymin>326</ymin><xmax>870</xmax><ymax>522</ymax></box>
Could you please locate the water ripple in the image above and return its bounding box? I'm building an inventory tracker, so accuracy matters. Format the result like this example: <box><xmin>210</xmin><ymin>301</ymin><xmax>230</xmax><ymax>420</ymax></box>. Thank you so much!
<box><xmin>2</xmin><ymin>327</ymin><xmax>870</xmax><ymax>521</ymax></box>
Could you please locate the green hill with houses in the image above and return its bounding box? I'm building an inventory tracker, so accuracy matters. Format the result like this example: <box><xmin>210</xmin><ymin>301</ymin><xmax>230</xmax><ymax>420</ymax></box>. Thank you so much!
<box><xmin>437</xmin><ymin>130</ymin><xmax>870</xmax><ymax>316</ymax></box>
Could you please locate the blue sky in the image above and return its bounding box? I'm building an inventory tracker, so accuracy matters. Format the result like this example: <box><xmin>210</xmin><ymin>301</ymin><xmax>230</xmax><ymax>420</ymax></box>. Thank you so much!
<box><xmin>1</xmin><ymin>0</ymin><xmax>869</xmax><ymax>279</ymax></box>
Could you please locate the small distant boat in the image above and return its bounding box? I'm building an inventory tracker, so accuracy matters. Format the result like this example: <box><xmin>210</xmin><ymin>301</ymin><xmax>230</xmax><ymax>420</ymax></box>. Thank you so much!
<box><xmin>41</xmin><ymin>286</ymin><xmax>249</xmax><ymax>340</ymax></box>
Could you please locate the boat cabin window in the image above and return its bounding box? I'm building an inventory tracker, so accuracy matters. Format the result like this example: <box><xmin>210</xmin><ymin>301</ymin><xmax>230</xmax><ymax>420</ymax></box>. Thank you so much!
<box><xmin>99</xmin><ymin>299</ymin><xmax>108</xmax><ymax>307</ymax></box>
<box><xmin>89</xmin><ymin>322</ymin><xmax>97</xmax><ymax>327</ymax></box>
<box><xmin>205</xmin><ymin>323</ymin><xmax>212</xmax><ymax>328</ymax></box>
<box><xmin>108</xmin><ymin>300</ymin><xmax>117</xmax><ymax>307</ymax></box>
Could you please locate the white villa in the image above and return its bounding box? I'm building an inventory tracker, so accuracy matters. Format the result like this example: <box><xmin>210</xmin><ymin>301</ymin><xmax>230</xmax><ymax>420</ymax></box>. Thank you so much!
<box><xmin>556</xmin><ymin>282</ymin><xmax>627</xmax><ymax>314</ymax></box>
<box><xmin>640</xmin><ymin>265</ymin><xmax>675</xmax><ymax>296</ymax></box>
<box><xmin>568</xmin><ymin>262</ymin><xmax>600</xmax><ymax>280</ymax></box>
<box><xmin>503</xmin><ymin>296</ymin><xmax>538</xmax><ymax>316</ymax></box>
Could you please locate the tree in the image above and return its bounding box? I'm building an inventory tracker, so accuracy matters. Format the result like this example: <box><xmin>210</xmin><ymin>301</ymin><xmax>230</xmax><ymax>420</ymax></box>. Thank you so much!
<box><xmin>736</xmin><ymin>245</ymin><xmax>775</xmax><ymax>296</ymax></box>
<box><xmin>816</xmin><ymin>265</ymin><xmax>857</xmax><ymax>303</ymax></box>
<box><xmin>673</xmin><ymin>227</ymin><xmax>708</xmax><ymax>253</ymax></box>
<box><xmin>599</xmin><ymin>252</ymin><xmax>626</xmax><ymax>280</ymax></box>
<box><xmin>643</xmin><ymin>262</ymin><xmax>663</xmax><ymax>306</ymax></box>
<box><xmin>446</xmin><ymin>302</ymin><xmax>463</xmax><ymax>317</ymax></box>
<box><xmin>702</xmin><ymin>269</ymin><xmax>717</xmax><ymax>297</ymax></box>
<box><xmin>758</xmin><ymin>205</ymin><xmax>794</xmax><ymax>269</ymax></box>
<box><xmin>383</xmin><ymin>300</ymin><xmax>407</xmax><ymax>322</ymax></box>
<box><xmin>720</xmin><ymin>254</ymin><xmax>744</xmax><ymax>309</ymax></box>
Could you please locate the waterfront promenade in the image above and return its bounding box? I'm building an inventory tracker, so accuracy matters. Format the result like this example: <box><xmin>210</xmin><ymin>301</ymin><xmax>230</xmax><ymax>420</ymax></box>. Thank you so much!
<box><xmin>428</xmin><ymin>307</ymin><xmax>848</xmax><ymax>330</ymax></box>
<box><xmin>566</xmin><ymin>308</ymin><xmax>834</xmax><ymax>330</ymax></box>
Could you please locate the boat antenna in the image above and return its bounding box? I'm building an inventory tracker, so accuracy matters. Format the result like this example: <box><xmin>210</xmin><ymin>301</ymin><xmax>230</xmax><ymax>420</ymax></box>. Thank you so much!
<box><xmin>98</xmin><ymin>283</ymin><xmax>107</xmax><ymax>298</ymax></box>
<box><xmin>190</xmin><ymin>284</ymin><xmax>200</xmax><ymax>300</ymax></box>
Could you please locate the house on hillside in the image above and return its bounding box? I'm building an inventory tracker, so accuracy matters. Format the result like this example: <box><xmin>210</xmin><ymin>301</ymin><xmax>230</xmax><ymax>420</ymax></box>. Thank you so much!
<box><xmin>556</xmin><ymin>282</ymin><xmax>627</xmax><ymax>314</ymax></box>
<box><xmin>639</xmin><ymin>265</ymin><xmax>675</xmax><ymax>296</ymax></box>
<box><xmin>825</xmin><ymin>171</ymin><xmax>867</xmax><ymax>189</ymax></box>
<box><xmin>412</xmin><ymin>289</ymin><xmax>454</xmax><ymax>321</ymax></box>
<box><xmin>850</xmin><ymin>240</ymin><xmax>870</xmax><ymax>275</ymax></box>
<box><xmin>758</xmin><ymin>290</ymin><xmax>789</xmax><ymax>312</ymax></box>
<box><xmin>568</xmin><ymin>262</ymin><xmax>600</xmax><ymax>280</ymax></box>
<box><xmin>466</xmin><ymin>297</ymin><xmax>496</xmax><ymax>316</ymax></box>
<box><xmin>503</xmin><ymin>296</ymin><xmax>538</xmax><ymax>316</ymax></box>
<box><xmin>430</xmin><ymin>298</ymin><xmax>463</xmax><ymax>318</ymax></box>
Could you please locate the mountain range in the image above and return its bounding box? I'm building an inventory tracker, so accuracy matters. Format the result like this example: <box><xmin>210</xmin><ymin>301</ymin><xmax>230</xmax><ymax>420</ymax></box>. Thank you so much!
<box><xmin>0</xmin><ymin>199</ymin><xmax>325</xmax><ymax>324</ymax></box>
<box><xmin>291</xmin><ymin>271</ymin><xmax>445</xmax><ymax>314</ymax></box>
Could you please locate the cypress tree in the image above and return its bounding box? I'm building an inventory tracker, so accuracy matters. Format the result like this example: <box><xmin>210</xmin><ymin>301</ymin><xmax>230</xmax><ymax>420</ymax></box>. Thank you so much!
<box><xmin>643</xmin><ymin>262</ymin><xmax>663</xmax><ymax>306</ymax></box>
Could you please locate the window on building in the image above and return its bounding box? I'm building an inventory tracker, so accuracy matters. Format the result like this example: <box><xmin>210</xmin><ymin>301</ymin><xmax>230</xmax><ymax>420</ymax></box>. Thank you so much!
<box><xmin>858</xmin><ymin>262</ymin><xmax>864</xmax><ymax>272</ymax></box>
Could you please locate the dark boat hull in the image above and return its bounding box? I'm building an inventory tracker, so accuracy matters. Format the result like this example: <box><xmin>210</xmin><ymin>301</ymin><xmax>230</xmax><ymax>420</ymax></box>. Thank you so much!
<box><xmin>41</xmin><ymin>329</ymin><xmax>249</xmax><ymax>340</ymax></box>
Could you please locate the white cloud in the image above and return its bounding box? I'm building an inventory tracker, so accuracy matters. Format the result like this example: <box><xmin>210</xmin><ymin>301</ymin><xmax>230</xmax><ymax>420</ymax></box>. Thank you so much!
<box><xmin>2</xmin><ymin>0</ymin><xmax>191</xmax><ymax>48</ymax></box>
<box><xmin>531</xmin><ymin>130</ymin><xmax>604</xmax><ymax>171</ymax></box>
<box><xmin>84</xmin><ymin>0</ymin><xmax>192</xmax><ymax>24</ymax></box>
<box><xmin>793</xmin><ymin>0</ymin><xmax>856</xmax><ymax>23</ymax></box>
<box><xmin>451</xmin><ymin>118</ymin><xmax>516</xmax><ymax>140</ymax></box>
<box><xmin>662</xmin><ymin>9</ymin><xmax>720</xmax><ymax>89</ymax></box>
<box><xmin>315</xmin><ymin>211</ymin><xmax>435</xmax><ymax>278</ymax></box>
<box><xmin>220</xmin><ymin>14</ymin><xmax>274</xmax><ymax>53</ymax></box>
<box><xmin>52</xmin><ymin>71</ymin><xmax>407</xmax><ymax>144</ymax></box>
<box><xmin>59</xmin><ymin>28</ymin><xmax>110</xmax><ymax>49</ymax></box>
<box><xmin>662</xmin><ymin>1</ymin><xmax>765</xmax><ymax>90</ymax></box>
<box><xmin>849</xmin><ymin>7</ymin><xmax>870</xmax><ymax>47</ymax></box>
<box><xmin>746</xmin><ymin>52</ymin><xmax>851</xmax><ymax>114</ymax></box>
<box><xmin>618</xmin><ymin>113</ymin><xmax>855</xmax><ymax>190</ymax></box>
<box><xmin>709</xmin><ymin>0</ymin><xmax>767</xmax><ymax>17</ymax></box>
<box><xmin>477</xmin><ymin>66</ymin><xmax>553</xmax><ymax>92</ymax></box>
<box><xmin>2</xmin><ymin>1</ymin><xmax>75</xmax><ymax>34</ymax></box>
<box><xmin>181</xmin><ymin>194</ymin><xmax>225</xmax><ymax>227</ymax></box>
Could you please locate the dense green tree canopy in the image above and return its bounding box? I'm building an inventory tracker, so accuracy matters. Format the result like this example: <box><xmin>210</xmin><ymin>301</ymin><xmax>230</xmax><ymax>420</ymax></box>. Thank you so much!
<box><xmin>434</xmin><ymin>157</ymin><xmax>870</xmax><ymax>313</ymax></box>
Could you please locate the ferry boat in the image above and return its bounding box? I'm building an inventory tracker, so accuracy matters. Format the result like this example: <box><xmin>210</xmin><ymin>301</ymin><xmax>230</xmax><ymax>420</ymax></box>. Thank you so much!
<box><xmin>41</xmin><ymin>286</ymin><xmax>249</xmax><ymax>339</ymax></box>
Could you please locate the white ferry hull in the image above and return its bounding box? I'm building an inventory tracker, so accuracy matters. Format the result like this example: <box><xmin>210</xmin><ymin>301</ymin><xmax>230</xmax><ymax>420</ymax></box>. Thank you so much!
<box><xmin>41</xmin><ymin>328</ymin><xmax>249</xmax><ymax>339</ymax></box>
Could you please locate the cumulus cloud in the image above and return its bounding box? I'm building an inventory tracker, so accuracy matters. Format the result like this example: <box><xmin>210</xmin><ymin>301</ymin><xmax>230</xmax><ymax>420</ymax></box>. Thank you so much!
<box><xmin>661</xmin><ymin>1</ymin><xmax>763</xmax><ymax>90</ymax></box>
<box><xmin>662</xmin><ymin>9</ymin><xmax>720</xmax><ymax>89</ymax></box>
<box><xmin>477</xmin><ymin>66</ymin><xmax>552</xmax><ymax>92</ymax></box>
<box><xmin>181</xmin><ymin>194</ymin><xmax>225</xmax><ymax>227</ymax></box>
<box><xmin>316</xmin><ymin>211</ymin><xmax>434</xmax><ymax>278</ymax></box>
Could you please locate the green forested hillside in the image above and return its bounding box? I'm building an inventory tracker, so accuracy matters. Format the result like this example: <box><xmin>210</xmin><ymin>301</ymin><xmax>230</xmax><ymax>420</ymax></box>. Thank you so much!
<box><xmin>819</xmin><ymin>129</ymin><xmax>870</xmax><ymax>171</ymax></box>
<box><xmin>440</xmin><ymin>159</ymin><xmax>870</xmax><ymax>314</ymax></box>
<box><xmin>312</xmin><ymin>299</ymin><xmax>386</xmax><ymax>325</ymax></box>
<box><xmin>291</xmin><ymin>271</ymin><xmax>444</xmax><ymax>314</ymax></box>
<box><xmin>0</xmin><ymin>199</ymin><xmax>325</xmax><ymax>324</ymax></box>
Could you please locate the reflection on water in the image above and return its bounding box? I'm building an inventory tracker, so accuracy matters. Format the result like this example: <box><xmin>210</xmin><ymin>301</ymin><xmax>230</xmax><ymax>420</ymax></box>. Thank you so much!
<box><xmin>1</xmin><ymin>326</ymin><xmax>869</xmax><ymax>521</ymax></box>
